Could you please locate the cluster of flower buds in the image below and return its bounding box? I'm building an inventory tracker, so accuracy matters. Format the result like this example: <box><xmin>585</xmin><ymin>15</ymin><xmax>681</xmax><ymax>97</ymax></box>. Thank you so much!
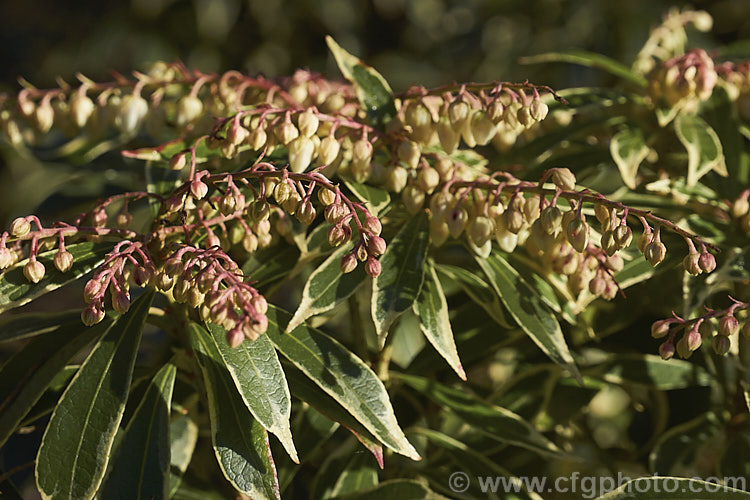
<box><xmin>157</xmin><ymin>245</ymin><xmax>268</xmax><ymax>347</ymax></box>
<box><xmin>413</xmin><ymin>166</ymin><xmax>717</xmax><ymax>301</ymax></box>
<box><xmin>651</xmin><ymin>296</ymin><xmax>750</xmax><ymax>359</ymax></box>
<box><xmin>717</xmin><ymin>61</ymin><xmax>750</xmax><ymax>121</ymax></box>
<box><xmin>82</xmin><ymin>241</ymin><xmax>156</xmax><ymax>325</ymax></box>
<box><xmin>647</xmin><ymin>48</ymin><xmax>717</xmax><ymax>108</ymax></box>
<box><xmin>730</xmin><ymin>188</ymin><xmax>750</xmax><ymax>234</ymax></box>
<box><xmin>0</xmin><ymin>62</ymin><xmax>314</xmax><ymax>149</ymax></box>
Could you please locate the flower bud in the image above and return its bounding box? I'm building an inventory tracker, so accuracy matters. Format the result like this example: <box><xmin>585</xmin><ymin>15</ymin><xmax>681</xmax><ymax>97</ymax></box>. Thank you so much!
<box><xmin>54</xmin><ymin>250</ymin><xmax>73</xmax><ymax>272</ymax></box>
<box><xmin>340</xmin><ymin>253</ymin><xmax>357</xmax><ymax>274</ymax></box>
<box><xmin>81</xmin><ymin>303</ymin><xmax>105</xmax><ymax>326</ymax></box>
<box><xmin>436</xmin><ymin>116</ymin><xmax>459</xmax><ymax>154</ymax></box>
<box><xmin>324</xmin><ymin>203</ymin><xmax>348</xmax><ymax>224</ymax></box>
<box><xmin>431</xmin><ymin>221</ymin><xmax>450</xmax><ymax>246</ymax></box>
<box><xmin>417</xmin><ymin>167</ymin><xmax>440</xmax><ymax>194</ymax></box>
<box><xmin>0</xmin><ymin>247</ymin><xmax>14</xmax><ymax>270</ymax></box>
<box><xmin>10</xmin><ymin>217</ymin><xmax>31</xmax><ymax>237</ymax></box>
<box><xmin>713</xmin><ymin>335</ymin><xmax>731</xmax><ymax>355</ymax></box>
<box><xmin>251</xmin><ymin>200</ymin><xmax>271</xmax><ymax>222</ymax></box>
<box><xmin>364</xmin><ymin>215</ymin><xmax>382</xmax><ymax>235</ymax></box>
<box><xmin>644</xmin><ymin>241</ymin><xmax>667</xmax><ymax>266</ymax></box>
<box><xmin>156</xmin><ymin>272</ymin><xmax>174</xmax><ymax>291</ymax></box>
<box><xmin>70</xmin><ymin>93</ymin><xmax>95</xmax><ymax>128</ymax></box>
<box><xmin>692</xmin><ymin>10</ymin><xmax>713</xmax><ymax>31</ymax></box>
<box><xmin>397</xmin><ymin>141</ymin><xmax>421</xmax><ymax>169</ymax></box>
<box><xmin>614</xmin><ymin>225</ymin><xmax>633</xmax><ymax>248</ymax></box>
<box><xmin>365</xmin><ymin>257</ymin><xmax>381</xmax><ymax>278</ymax></box>
<box><xmin>386</xmin><ymin>166</ymin><xmax>409</xmax><ymax>193</ymax></box>
<box><xmin>227</xmin><ymin>121</ymin><xmax>249</xmax><ymax>146</ymax></box>
<box><xmin>604</xmin><ymin>254</ymin><xmax>624</xmax><ymax>272</ymax></box>
<box><xmin>686</xmin><ymin>326</ymin><xmax>702</xmax><ymax>352</ymax></box>
<box><xmin>190</xmin><ymin>179</ymin><xmax>208</xmax><ymax>200</ymax></box>
<box><xmin>732</xmin><ymin>196</ymin><xmax>750</xmax><ymax>218</ymax></box>
<box><xmin>317</xmin><ymin>189</ymin><xmax>336</xmax><ymax>207</ymax></box>
<box><xmin>34</xmin><ymin>100</ymin><xmax>54</xmax><ymax>133</ymax></box>
<box><xmin>175</xmin><ymin>95</ymin><xmax>203</xmax><ymax>127</ymax></box>
<box><xmin>112</xmin><ymin>291</ymin><xmax>131</xmax><ymax>314</ymax></box>
<box><xmin>226</xmin><ymin>328</ymin><xmax>245</xmax><ymax>348</ymax></box>
<box><xmin>288</xmin><ymin>136</ymin><xmax>315</xmax><ymax>173</ymax></box>
<box><xmin>24</xmin><ymin>258</ymin><xmax>45</xmax><ymax>283</ymax></box>
<box><xmin>352</xmin><ymin>139</ymin><xmax>373</xmax><ymax>164</ymax></box>
<box><xmin>594</xmin><ymin>204</ymin><xmax>610</xmax><ymax>225</ymax></box>
<box><xmin>242</xmin><ymin>233</ymin><xmax>259</xmax><ymax>253</ymax></box>
<box><xmin>327</xmin><ymin>224</ymin><xmax>349</xmax><ymax>247</ymax></box>
<box><xmin>296</xmin><ymin>200</ymin><xmax>317</xmax><ymax>225</ymax></box>
<box><xmin>637</xmin><ymin>230</ymin><xmax>653</xmax><ymax>253</ymax></box>
<box><xmin>446</xmin><ymin>207</ymin><xmax>469</xmax><ymax>238</ymax></box>
<box><xmin>651</xmin><ymin>320</ymin><xmax>672</xmax><ymax>339</ymax></box>
<box><xmin>275</xmin><ymin>121</ymin><xmax>299</xmax><ymax>145</ymax></box>
<box><xmin>540</xmin><ymin>206</ymin><xmax>562</xmax><ymax>235</ymax></box>
<box><xmin>116</xmin><ymin>94</ymin><xmax>149</xmax><ymax>135</ymax></box>
<box><xmin>503</xmin><ymin>208</ymin><xmax>525</xmax><ymax>234</ymax></box>
<box><xmin>719</xmin><ymin>315</ymin><xmax>740</xmax><ymax>336</ymax></box>
<box><xmin>318</xmin><ymin>136</ymin><xmax>341</xmax><ymax>165</ymax></box>
<box><xmin>589</xmin><ymin>276</ymin><xmax>607</xmax><ymax>296</ymax></box>
<box><xmin>298</xmin><ymin>109</ymin><xmax>319</xmax><ymax>137</ymax></box>
<box><xmin>468</xmin><ymin>216</ymin><xmax>494</xmax><ymax>247</ymax></box>
<box><xmin>402</xmin><ymin>185</ymin><xmax>425</xmax><ymax>215</ymax></box>
<box><xmin>659</xmin><ymin>340</ymin><xmax>675</xmax><ymax>360</ymax></box>
<box><xmin>470</xmin><ymin>111</ymin><xmax>497</xmax><ymax>146</ymax></box>
<box><xmin>530</xmin><ymin>100</ymin><xmax>549</xmax><ymax>122</ymax></box>
<box><xmin>367</xmin><ymin>235</ymin><xmax>387</xmax><ymax>257</ymax></box>
<box><xmin>350</xmin><ymin>158</ymin><xmax>372</xmax><ymax>183</ymax></box>
<box><xmin>566</xmin><ymin>218</ymin><xmax>589</xmax><ymax>252</ymax></box>
<box><xmin>699</xmin><ymin>251</ymin><xmax>716</xmax><ymax>273</ymax></box>
<box><xmin>449</xmin><ymin>100</ymin><xmax>470</xmax><ymax>129</ymax></box>
<box><xmin>274</xmin><ymin>182</ymin><xmax>294</xmax><ymax>205</ymax></box>
<box><xmin>523</xmin><ymin>196</ymin><xmax>541</xmax><ymax>222</ymax></box>
<box><xmin>249</xmin><ymin>127</ymin><xmax>267</xmax><ymax>151</ymax></box>
<box><xmin>683</xmin><ymin>252</ymin><xmax>702</xmax><ymax>276</ymax></box>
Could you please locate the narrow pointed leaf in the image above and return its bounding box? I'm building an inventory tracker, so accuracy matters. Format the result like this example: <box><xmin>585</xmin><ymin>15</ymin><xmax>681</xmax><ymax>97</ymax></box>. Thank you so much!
<box><xmin>265</xmin><ymin>305</ymin><xmax>420</xmax><ymax>461</ymax></box>
<box><xmin>610</xmin><ymin>127</ymin><xmax>649</xmax><ymax>189</ymax></box>
<box><xmin>205</xmin><ymin>322</ymin><xmax>298</xmax><ymax>463</ymax></box>
<box><xmin>283</xmin><ymin>362</ymin><xmax>383</xmax><ymax>467</ymax></box>
<box><xmin>371</xmin><ymin>213</ymin><xmax>430</xmax><ymax>346</ymax></box>
<box><xmin>344</xmin><ymin>181</ymin><xmax>391</xmax><ymax>215</ymax></box>
<box><xmin>287</xmin><ymin>243</ymin><xmax>367</xmax><ymax>332</ymax></box>
<box><xmin>396</xmin><ymin>374</ymin><xmax>562</xmax><ymax>457</ymax></box>
<box><xmin>188</xmin><ymin>323</ymin><xmax>280</xmax><ymax>500</ymax></box>
<box><xmin>520</xmin><ymin>50</ymin><xmax>647</xmax><ymax>87</ymax></box>
<box><xmin>476</xmin><ymin>253</ymin><xmax>579</xmax><ymax>380</ymax></box>
<box><xmin>35</xmin><ymin>289</ymin><xmax>155</xmax><ymax>500</ymax></box>
<box><xmin>0</xmin><ymin>242</ymin><xmax>111</xmax><ymax>314</ymax></box>
<box><xmin>0</xmin><ymin>309</ymin><xmax>81</xmax><ymax>343</ymax></box>
<box><xmin>413</xmin><ymin>264</ymin><xmax>465</xmax><ymax>380</ymax></box>
<box><xmin>100</xmin><ymin>362</ymin><xmax>176</xmax><ymax>500</ymax></box>
<box><xmin>326</xmin><ymin>36</ymin><xmax>396</xmax><ymax>128</ymax></box>
<box><xmin>675</xmin><ymin>113</ymin><xmax>728</xmax><ymax>186</ymax></box>
<box><xmin>0</xmin><ymin>318</ymin><xmax>112</xmax><ymax>448</ymax></box>
<box><xmin>434</xmin><ymin>264</ymin><xmax>511</xmax><ymax>327</ymax></box>
<box><xmin>168</xmin><ymin>412</ymin><xmax>199</xmax><ymax>496</ymax></box>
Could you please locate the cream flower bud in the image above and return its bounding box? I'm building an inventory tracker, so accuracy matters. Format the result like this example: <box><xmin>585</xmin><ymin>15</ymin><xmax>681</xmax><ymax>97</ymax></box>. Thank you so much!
<box><xmin>249</xmin><ymin>127</ymin><xmax>268</xmax><ymax>151</ymax></box>
<box><xmin>402</xmin><ymin>185</ymin><xmax>425</xmax><ymax>215</ymax></box>
<box><xmin>340</xmin><ymin>253</ymin><xmax>357</xmax><ymax>274</ymax></box>
<box><xmin>601</xmin><ymin>230</ymin><xmax>619</xmax><ymax>257</ymax></box>
<box><xmin>81</xmin><ymin>303</ymin><xmax>105</xmax><ymax>326</ymax></box>
<box><xmin>468</xmin><ymin>216</ymin><xmax>494</xmax><ymax>247</ymax></box>
<box><xmin>550</xmin><ymin>168</ymin><xmax>576</xmax><ymax>191</ymax></box>
<box><xmin>470</xmin><ymin>111</ymin><xmax>497</xmax><ymax>146</ymax></box>
<box><xmin>288</xmin><ymin>136</ymin><xmax>315</xmax><ymax>173</ymax></box>
<box><xmin>24</xmin><ymin>258</ymin><xmax>45</xmax><ymax>283</ymax></box>
<box><xmin>274</xmin><ymin>182</ymin><xmax>294</xmax><ymax>205</ymax></box>
<box><xmin>446</xmin><ymin>207</ymin><xmax>469</xmax><ymax>238</ymax></box>
<box><xmin>686</xmin><ymin>326</ymin><xmax>702</xmax><ymax>352</ymax></box>
<box><xmin>275</xmin><ymin>121</ymin><xmax>299</xmax><ymax>145</ymax></box>
<box><xmin>386</xmin><ymin>166</ymin><xmax>409</xmax><ymax>193</ymax></box>
<box><xmin>0</xmin><ymin>247</ymin><xmax>14</xmax><ymax>270</ymax></box>
<box><xmin>637</xmin><ymin>230</ymin><xmax>653</xmax><ymax>253</ymax></box>
<box><xmin>430</xmin><ymin>221</ymin><xmax>450</xmax><ymax>246</ymax></box>
<box><xmin>70</xmin><ymin>93</ymin><xmax>95</xmax><ymax>128</ymax></box>
<box><xmin>352</xmin><ymin>139</ymin><xmax>373</xmax><ymax>165</ymax></box>
<box><xmin>503</xmin><ymin>208</ymin><xmax>525</xmax><ymax>234</ymax></box>
<box><xmin>112</xmin><ymin>291</ymin><xmax>131</xmax><ymax>314</ymax></box>
<box><xmin>397</xmin><ymin>140</ymin><xmax>421</xmax><ymax>170</ymax></box>
<box><xmin>566</xmin><ymin>218</ymin><xmax>589</xmax><ymax>252</ymax></box>
<box><xmin>540</xmin><ymin>206</ymin><xmax>562</xmax><ymax>235</ymax></box>
<box><xmin>169</xmin><ymin>153</ymin><xmax>187</xmax><ymax>171</ymax></box>
<box><xmin>295</xmin><ymin>200</ymin><xmax>317</xmax><ymax>225</ymax></box>
<box><xmin>190</xmin><ymin>179</ymin><xmax>208</xmax><ymax>200</ymax></box>
<box><xmin>34</xmin><ymin>100</ymin><xmax>55</xmax><ymax>133</ymax></box>
<box><xmin>324</xmin><ymin>203</ymin><xmax>348</xmax><ymax>224</ymax></box>
<box><xmin>683</xmin><ymin>252</ymin><xmax>702</xmax><ymax>276</ymax></box>
<box><xmin>298</xmin><ymin>109</ymin><xmax>319</xmax><ymax>137</ymax></box>
<box><xmin>318</xmin><ymin>188</ymin><xmax>336</xmax><ymax>207</ymax></box>
<box><xmin>436</xmin><ymin>116</ymin><xmax>459</xmax><ymax>154</ymax></box>
<box><xmin>530</xmin><ymin>100</ymin><xmax>549</xmax><ymax>121</ymax></box>
<box><xmin>327</xmin><ymin>225</ymin><xmax>349</xmax><ymax>247</ymax></box>
<box><xmin>417</xmin><ymin>167</ymin><xmax>440</xmax><ymax>194</ymax></box>
<box><xmin>614</xmin><ymin>225</ymin><xmax>633</xmax><ymax>248</ymax></box>
<box><xmin>175</xmin><ymin>95</ymin><xmax>203</xmax><ymax>127</ymax></box>
<box><xmin>54</xmin><ymin>250</ymin><xmax>73</xmax><ymax>272</ymax></box>
<box><xmin>449</xmin><ymin>100</ymin><xmax>470</xmax><ymax>129</ymax></box>
<box><xmin>364</xmin><ymin>215</ymin><xmax>382</xmax><ymax>235</ymax></box>
<box><xmin>731</xmin><ymin>197</ymin><xmax>750</xmax><ymax>218</ymax></box>
<box><xmin>116</xmin><ymin>94</ymin><xmax>149</xmax><ymax>134</ymax></box>
<box><xmin>10</xmin><ymin>217</ymin><xmax>31</xmax><ymax>237</ymax></box>
<box><xmin>318</xmin><ymin>136</ymin><xmax>341</xmax><ymax>165</ymax></box>
<box><xmin>644</xmin><ymin>241</ymin><xmax>667</xmax><ymax>266</ymax></box>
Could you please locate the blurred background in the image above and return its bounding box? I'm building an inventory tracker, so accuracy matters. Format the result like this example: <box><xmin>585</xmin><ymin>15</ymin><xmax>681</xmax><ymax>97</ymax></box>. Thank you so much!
<box><xmin>1</xmin><ymin>0</ymin><xmax>749</xmax><ymax>94</ymax></box>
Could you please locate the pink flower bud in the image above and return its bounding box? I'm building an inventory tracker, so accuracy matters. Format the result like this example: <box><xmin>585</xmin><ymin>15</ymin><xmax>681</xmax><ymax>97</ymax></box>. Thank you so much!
<box><xmin>651</xmin><ymin>320</ymin><xmax>672</xmax><ymax>339</ymax></box>
<box><xmin>719</xmin><ymin>315</ymin><xmax>740</xmax><ymax>336</ymax></box>
<box><xmin>251</xmin><ymin>294</ymin><xmax>268</xmax><ymax>315</ymax></box>
<box><xmin>365</xmin><ymin>257</ymin><xmax>381</xmax><ymax>278</ymax></box>
<box><xmin>54</xmin><ymin>250</ymin><xmax>73</xmax><ymax>272</ymax></box>
<box><xmin>683</xmin><ymin>252</ymin><xmax>702</xmax><ymax>276</ymax></box>
<box><xmin>169</xmin><ymin>153</ymin><xmax>187</xmax><ymax>171</ymax></box>
<box><xmin>659</xmin><ymin>340</ymin><xmax>675</xmax><ymax>360</ymax></box>
<box><xmin>367</xmin><ymin>235</ymin><xmax>387</xmax><ymax>257</ymax></box>
<box><xmin>226</xmin><ymin>327</ymin><xmax>245</xmax><ymax>348</ymax></box>
<box><xmin>698</xmin><ymin>251</ymin><xmax>716</xmax><ymax>273</ymax></box>
<box><xmin>81</xmin><ymin>302</ymin><xmax>105</xmax><ymax>326</ymax></box>
<box><xmin>112</xmin><ymin>291</ymin><xmax>131</xmax><ymax>314</ymax></box>
<box><xmin>0</xmin><ymin>247</ymin><xmax>14</xmax><ymax>270</ymax></box>
<box><xmin>686</xmin><ymin>325</ymin><xmax>702</xmax><ymax>352</ymax></box>
<box><xmin>644</xmin><ymin>241</ymin><xmax>667</xmax><ymax>266</ymax></box>
<box><xmin>364</xmin><ymin>215</ymin><xmax>382</xmax><ymax>236</ymax></box>
<box><xmin>340</xmin><ymin>253</ymin><xmax>357</xmax><ymax>274</ymax></box>
<box><xmin>712</xmin><ymin>335</ymin><xmax>731</xmax><ymax>355</ymax></box>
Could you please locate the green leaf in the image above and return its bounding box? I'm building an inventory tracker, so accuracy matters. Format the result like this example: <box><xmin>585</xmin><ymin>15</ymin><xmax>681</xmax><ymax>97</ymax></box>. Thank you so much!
<box><xmin>674</xmin><ymin>113</ymin><xmax>728</xmax><ymax>187</ymax></box>
<box><xmin>0</xmin><ymin>318</ymin><xmax>111</xmax><ymax>448</ymax></box>
<box><xmin>396</xmin><ymin>373</ymin><xmax>562</xmax><ymax>457</ymax></box>
<box><xmin>371</xmin><ymin>212</ymin><xmax>430</xmax><ymax>347</ymax></box>
<box><xmin>100</xmin><ymin>362</ymin><xmax>177</xmax><ymax>500</ymax></box>
<box><xmin>188</xmin><ymin>323</ymin><xmax>280</xmax><ymax>500</ymax></box>
<box><xmin>332</xmin><ymin>479</ymin><xmax>448</xmax><ymax>500</ymax></box>
<box><xmin>344</xmin><ymin>181</ymin><xmax>391</xmax><ymax>216</ymax></box>
<box><xmin>610</xmin><ymin>127</ymin><xmax>650</xmax><ymax>189</ymax></box>
<box><xmin>287</xmin><ymin>242</ymin><xmax>367</xmax><ymax>333</ymax></box>
<box><xmin>476</xmin><ymin>253</ymin><xmax>579</xmax><ymax>380</ymax></box>
<box><xmin>0</xmin><ymin>241</ymin><xmax>111</xmax><ymax>314</ymax></box>
<box><xmin>649</xmin><ymin>412</ymin><xmax>721</xmax><ymax>476</ymax></box>
<box><xmin>434</xmin><ymin>264</ymin><xmax>511</xmax><ymax>328</ymax></box>
<box><xmin>520</xmin><ymin>50</ymin><xmax>647</xmax><ymax>87</ymax></box>
<box><xmin>205</xmin><ymin>322</ymin><xmax>298</xmax><ymax>463</ymax></box>
<box><xmin>242</xmin><ymin>244</ymin><xmax>300</xmax><ymax>289</ymax></box>
<box><xmin>283</xmin><ymin>362</ymin><xmax>384</xmax><ymax>467</ymax></box>
<box><xmin>413</xmin><ymin>263</ymin><xmax>465</xmax><ymax>380</ymax></box>
<box><xmin>0</xmin><ymin>309</ymin><xmax>81</xmax><ymax>343</ymax></box>
<box><xmin>326</xmin><ymin>36</ymin><xmax>396</xmax><ymax>128</ymax></box>
<box><xmin>594</xmin><ymin>477</ymin><xmax>750</xmax><ymax>499</ymax></box>
<box><xmin>323</xmin><ymin>452</ymin><xmax>378</xmax><ymax>499</ymax></box>
<box><xmin>36</xmin><ymin>289</ymin><xmax>155</xmax><ymax>500</ymax></box>
<box><xmin>589</xmin><ymin>354</ymin><xmax>711</xmax><ymax>390</ymax></box>
<box><xmin>168</xmin><ymin>412</ymin><xmax>199</xmax><ymax>496</ymax></box>
<box><xmin>265</xmin><ymin>305</ymin><xmax>420</xmax><ymax>461</ymax></box>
